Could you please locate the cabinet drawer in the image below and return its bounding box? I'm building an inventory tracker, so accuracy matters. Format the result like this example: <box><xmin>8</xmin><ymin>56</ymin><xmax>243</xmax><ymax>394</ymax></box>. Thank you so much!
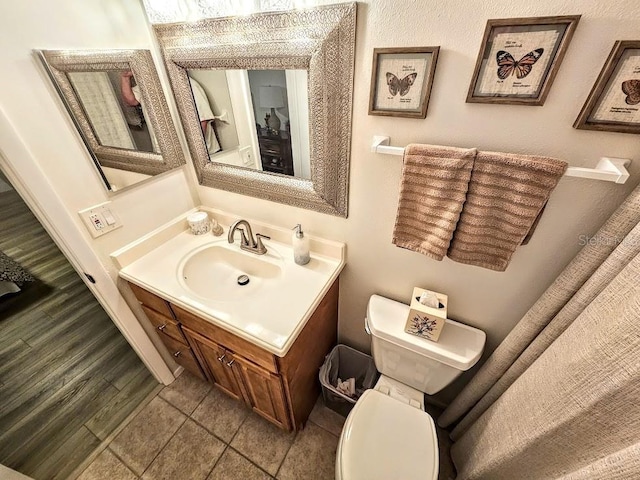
<box><xmin>142</xmin><ymin>305</ymin><xmax>186</xmax><ymax>345</ymax></box>
<box><xmin>173</xmin><ymin>304</ymin><xmax>279</xmax><ymax>374</ymax></box>
<box><xmin>158</xmin><ymin>330</ymin><xmax>206</xmax><ymax>380</ymax></box>
<box><xmin>262</xmin><ymin>146</ymin><xmax>281</xmax><ymax>156</ymax></box>
<box><xmin>129</xmin><ymin>282</ymin><xmax>175</xmax><ymax>318</ymax></box>
<box><xmin>260</xmin><ymin>138</ymin><xmax>281</xmax><ymax>150</ymax></box>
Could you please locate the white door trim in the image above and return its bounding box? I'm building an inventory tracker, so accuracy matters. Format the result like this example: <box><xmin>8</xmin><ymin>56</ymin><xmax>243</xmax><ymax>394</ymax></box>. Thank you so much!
<box><xmin>0</xmin><ymin>104</ymin><xmax>174</xmax><ymax>385</ymax></box>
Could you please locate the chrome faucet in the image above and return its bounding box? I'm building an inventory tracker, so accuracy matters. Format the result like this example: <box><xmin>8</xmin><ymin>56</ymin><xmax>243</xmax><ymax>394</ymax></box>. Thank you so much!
<box><xmin>227</xmin><ymin>219</ymin><xmax>270</xmax><ymax>255</ymax></box>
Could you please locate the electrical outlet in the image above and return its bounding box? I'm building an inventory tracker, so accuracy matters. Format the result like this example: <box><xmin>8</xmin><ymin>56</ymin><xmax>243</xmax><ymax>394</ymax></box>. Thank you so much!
<box><xmin>78</xmin><ymin>202</ymin><xmax>122</xmax><ymax>238</ymax></box>
<box><xmin>89</xmin><ymin>214</ymin><xmax>104</xmax><ymax>230</ymax></box>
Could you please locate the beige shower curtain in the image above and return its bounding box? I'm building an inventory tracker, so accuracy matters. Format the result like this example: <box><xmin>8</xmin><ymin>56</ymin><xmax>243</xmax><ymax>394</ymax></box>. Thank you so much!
<box><xmin>438</xmin><ymin>184</ymin><xmax>640</xmax><ymax>480</ymax></box>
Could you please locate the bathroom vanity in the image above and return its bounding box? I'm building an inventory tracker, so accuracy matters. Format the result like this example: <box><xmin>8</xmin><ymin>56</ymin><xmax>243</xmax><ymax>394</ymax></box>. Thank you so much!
<box><xmin>112</xmin><ymin>209</ymin><xmax>345</xmax><ymax>431</ymax></box>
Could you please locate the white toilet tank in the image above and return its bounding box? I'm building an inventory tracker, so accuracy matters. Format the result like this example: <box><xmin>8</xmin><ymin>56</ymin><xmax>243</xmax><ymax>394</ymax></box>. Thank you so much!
<box><xmin>366</xmin><ymin>295</ymin><xmax>486</xmax><ymax>395</ymax></box>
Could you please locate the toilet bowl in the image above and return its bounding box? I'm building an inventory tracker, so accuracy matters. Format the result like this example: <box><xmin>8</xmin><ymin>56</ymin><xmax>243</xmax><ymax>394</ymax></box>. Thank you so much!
<box><xmin>336</xmin><ymin>295</ymin><xmax>486</xmax><ymax>480</ymax></box>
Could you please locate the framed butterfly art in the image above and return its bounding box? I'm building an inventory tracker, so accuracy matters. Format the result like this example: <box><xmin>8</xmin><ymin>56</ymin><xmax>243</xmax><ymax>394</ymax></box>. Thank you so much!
<box><xmin>575</xmin><ymin>41</ymin><xmax>640</xmax><ymax>134</ymax></box>
<box><xmin>369</xmin><ymin>46</ymin><xmax>440</xmax><ymax>118</ymax></box>
<box><xmin>467</xmin><ymin>16</ymin><xmax>580</xmax><ymax>105</ymax></box>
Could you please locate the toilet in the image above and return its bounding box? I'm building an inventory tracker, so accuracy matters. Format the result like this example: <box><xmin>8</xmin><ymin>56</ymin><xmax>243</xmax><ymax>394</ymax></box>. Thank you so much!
<box><xmin>335</xmin><ymin>295</ymin><xmax>486</xmax><ymax>480</ymax></box>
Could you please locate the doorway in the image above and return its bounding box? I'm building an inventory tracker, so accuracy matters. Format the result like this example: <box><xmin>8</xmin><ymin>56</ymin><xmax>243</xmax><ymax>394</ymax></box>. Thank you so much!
<box><xmin>0</xmin><ymin>169</ymin><xmax>158</xmax><ymax>479</ymax></box>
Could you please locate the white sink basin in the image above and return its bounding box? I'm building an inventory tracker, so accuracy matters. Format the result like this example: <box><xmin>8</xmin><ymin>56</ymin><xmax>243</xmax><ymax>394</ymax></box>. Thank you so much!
<box><xmin>178</xmin><ymin>244</ymin><xmax>283</xmax><ymax>302</ymax></box>
<box><xmin>114</xmin><ymin>212</ymin><xmax>345</xmax><ymax>356</ymax></box>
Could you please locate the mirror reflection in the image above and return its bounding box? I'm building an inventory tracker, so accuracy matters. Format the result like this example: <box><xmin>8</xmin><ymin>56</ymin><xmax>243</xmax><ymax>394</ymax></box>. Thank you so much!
<box><xmin>67</xmin><ymin>71</ymin><xmax>159</xmax><ymax>154</ymax></box>
<box><xmin>186</xmin><ymin>69</ymin><xmax>310</xmax><ymax>179</ymax></box>
<box><xmin>39</xmin><ymin>49</ymin><xmax>186</xmax><ymax>193</ymax></box>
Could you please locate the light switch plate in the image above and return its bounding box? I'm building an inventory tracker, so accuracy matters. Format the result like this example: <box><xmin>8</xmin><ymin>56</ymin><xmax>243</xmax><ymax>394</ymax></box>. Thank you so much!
<box><xmin>78</xmin><ymin>202</ymin><xmax>122</xmax><ymax>238</ymax></box>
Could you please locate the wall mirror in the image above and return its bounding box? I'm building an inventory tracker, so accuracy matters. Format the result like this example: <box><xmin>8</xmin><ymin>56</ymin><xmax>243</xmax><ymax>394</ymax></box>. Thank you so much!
<box><xmin>154</xmin><ymin>2</ymin><xmax>356</xmax><ymax>217</ymax></box>
<box><xmin>38</xmin><ymin>49</ymin><xmax>185</xmax><ymax>191</ymax></box>
<box><xmin>185</xmin><ymin>68</ymin><xmax>310</xmax><ymax>178</ymax></box>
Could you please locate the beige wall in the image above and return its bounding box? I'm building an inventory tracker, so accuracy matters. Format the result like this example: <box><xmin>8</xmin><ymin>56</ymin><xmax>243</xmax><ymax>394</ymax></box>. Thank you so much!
<box><xmin>1</xmin><ymin>0</ymin><xmax>639</xmax><ymax>404</ymax></box>
<box><xmin>196</xmin><ymin>0</ymin><xmax>640</xmax><ymax>402</ymax></box>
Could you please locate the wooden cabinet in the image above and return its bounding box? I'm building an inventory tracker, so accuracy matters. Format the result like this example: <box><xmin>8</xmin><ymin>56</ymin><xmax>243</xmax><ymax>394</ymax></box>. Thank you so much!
<box><xmin>141</xmin><ymin>305</ymin><xmax>186</xmax><ymax>344</ymax></box>
<box><xmin>130</xmin><ymin>285</ymin><xmax>206</xmax><ymax>381</ymax></box>
<box><xmin>128</xmin><ymin>279</ymin><xmax>339</xmax><ymax>432</ymax></box>
<box><xmin>184</xmin><ymin>325</ymin><xmax>291</xmax><ymax>429</ymax></box>
<box><xmin>159</xmin><ymin>333</ymin><xmax>206</xmax><ymax>381</ymax></box>
<box><xmin>183</xmin><ymin>326</ymin><xmax>245</xmax><ymax>402</ymax></box>
<box><xmin>257</xmin><ymin>130</ymin><xmax>293</xmax><ymax>176</ymax></box>
<box><xmin>235</xmin><ymin>355</ymin><xmax>291</xmax><ymax>430</ymax></box>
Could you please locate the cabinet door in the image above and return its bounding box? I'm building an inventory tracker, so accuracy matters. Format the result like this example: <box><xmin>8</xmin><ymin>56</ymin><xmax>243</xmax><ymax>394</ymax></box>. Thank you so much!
<box><xmin>183</xmin><ymin>327</ymin><xmax>245</xmax><ymax>402</ymax></box>
<box><xmin>235</xmin><ymin>356</ymin><xmax>291</xmax><ymax>431</ymax></box>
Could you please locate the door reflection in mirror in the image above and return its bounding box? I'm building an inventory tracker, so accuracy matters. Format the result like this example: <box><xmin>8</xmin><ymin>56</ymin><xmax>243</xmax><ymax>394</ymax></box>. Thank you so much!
<box><xmin>189</xmin><ymin>77</ymin><xmax>222</xmax><ymax>155</ymax></box>
<box><xmin>67</xmin><ymin>71</ymin><xmax>159</xmax><ymax>153</ymax></box>
<box><xmin>185</xmin><ymin>69</ymin><xmax>310</xmax><ymax>179</ymax></box>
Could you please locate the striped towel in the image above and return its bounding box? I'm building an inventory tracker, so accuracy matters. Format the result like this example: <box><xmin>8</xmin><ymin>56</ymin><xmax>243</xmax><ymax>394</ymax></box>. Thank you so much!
<box><xmin>447</xmin><ymin>151</ymin><xmax>567</xmax><ymax>271</ymax></box>
<box><xmin>393</xmin><ymin>144</ymin><xmax>477</xmax><ymax>260</ymax></box>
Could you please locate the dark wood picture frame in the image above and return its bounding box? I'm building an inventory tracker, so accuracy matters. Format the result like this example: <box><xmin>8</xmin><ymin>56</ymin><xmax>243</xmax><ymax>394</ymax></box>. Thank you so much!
<box><xmin>574</xmin><ymin>41</ymin><xmax>640</xmax><ymax>134</ymax></box>
<box><xmin>368</xmin><ymin>46</ymin><xmax>440</xmax><ymax>119</ymax></box>
<box><xmin>467</xmin><ymin>15</ymin><xmax>580</xmax><ymax>106</ymax></box>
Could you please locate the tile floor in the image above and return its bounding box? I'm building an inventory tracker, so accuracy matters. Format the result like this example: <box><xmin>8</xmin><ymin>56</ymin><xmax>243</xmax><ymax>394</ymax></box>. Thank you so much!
<box><xmin>75</xmin><ymin>371</ymin><xmax>456</xmax><ymax>480</ymax></box>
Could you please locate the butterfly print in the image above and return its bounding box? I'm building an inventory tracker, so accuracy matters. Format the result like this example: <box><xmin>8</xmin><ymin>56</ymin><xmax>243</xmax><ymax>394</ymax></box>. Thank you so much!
<box><xmin>386</xmin><ymin>72</ymin><xmax>418</xmax><ymax>96</ymax></box>
<box><xmin>496</xmin><ymin>48</ymin><xmax>544</xmax><ymax>80</ymax></box>
<box><xmin>622</xmin><ymin>79</ymin><xmax>640</xmax><ymax>105</ymax></box>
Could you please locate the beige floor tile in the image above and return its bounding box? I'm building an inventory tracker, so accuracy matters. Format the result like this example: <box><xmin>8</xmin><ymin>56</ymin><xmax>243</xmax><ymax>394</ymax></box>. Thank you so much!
<box><xmin>230</xmin><ymin>414</ymin><xmax>296</xmax><ymax>476</ymax></box>
<box><xmin>191</xmin><ymin>387</ymin><xmax>250</xmax><ymax>443</ymax></box>
<box><xmin>276</xmin><ymin>423</ymin><xmax>337</xmax><ymax>480</ymax></box>
<box><xmin>141</xmin><ymin>419</ymin><xmax>225</xmax><ymax>480</ymax></box>
<box><xmin>110</xmin><ymin>396</ymin><xmax>186</xmax><ymax>476</ymax></box>
<box><xmin>308</xmin><ymin>397</ymin><xmax>346</xmax><ymax>437</ymax></box>
<box><xmin>76</xmin><ymin>449</ymin><xmax>137</xmax><ymax>480</ymax></box>
<box><xmin>207</xmin><ymin>449</ymin><xmax>272</xmax><ymax>480</ymax></box>
<box><xmin>158</xmin><ymin>370</ymin><xmax>211</xmax><ymax>415</ymax></box>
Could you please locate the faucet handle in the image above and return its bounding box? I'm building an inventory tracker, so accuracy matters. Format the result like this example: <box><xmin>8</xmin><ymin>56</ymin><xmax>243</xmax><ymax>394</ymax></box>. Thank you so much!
<box><xmin>239</xmin><ymin>229</ymin><xmax>250</xmax><ymax>247</ymax></box>
<box><xmin>255</xmin><ymin>233</ymin><xmax>270</xmax><ymax>254</ymax></box>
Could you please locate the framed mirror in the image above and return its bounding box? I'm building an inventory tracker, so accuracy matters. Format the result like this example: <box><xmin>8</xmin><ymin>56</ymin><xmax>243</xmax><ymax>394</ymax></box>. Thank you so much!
<box><xmin>154</xmin><ymin>2</ymin><xmax>356</xmax><ymax>217</ymax></box>
<box><xmin>38</xmin><ymin>49</ymin><xmax>185</xmax><ymax>191</ymax></box>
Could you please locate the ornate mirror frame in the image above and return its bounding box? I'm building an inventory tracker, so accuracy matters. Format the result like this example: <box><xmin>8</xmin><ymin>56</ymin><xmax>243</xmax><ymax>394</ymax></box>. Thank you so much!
<box><xmin>154</xmin><ymin>2</ymin><xmax>356</xmax><ymax>217</ymax></box>
<box><xmin>38</xmin><ymin>49</ymin><xmax>185</xmax><ymax>188</ymax></box>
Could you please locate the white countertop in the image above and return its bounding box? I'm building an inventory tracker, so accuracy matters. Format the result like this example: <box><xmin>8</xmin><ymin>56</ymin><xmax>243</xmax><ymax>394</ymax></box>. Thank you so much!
<box><xmin>113</xmin><ymin>209</ymin><xmax>345</xmax><ymax>357</ymax></box>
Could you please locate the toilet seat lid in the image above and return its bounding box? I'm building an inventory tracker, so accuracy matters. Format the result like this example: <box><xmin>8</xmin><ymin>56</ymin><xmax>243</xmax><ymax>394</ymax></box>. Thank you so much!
<box><xmin>338</xmin><ymin>389</ymin><xmax>438</xmax><ymax>480</ymax></box>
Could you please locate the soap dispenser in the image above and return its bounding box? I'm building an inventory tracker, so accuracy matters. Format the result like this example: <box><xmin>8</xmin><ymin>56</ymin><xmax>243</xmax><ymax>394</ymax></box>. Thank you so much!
<box><xmin>292</xmin><ymin>224</ymin><xmax>310</xmax><ymax>265</ymax></box>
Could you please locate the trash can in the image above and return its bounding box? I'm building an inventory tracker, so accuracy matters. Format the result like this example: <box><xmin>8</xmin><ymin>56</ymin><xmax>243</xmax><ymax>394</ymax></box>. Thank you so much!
<box><xmin>319</xmin><ymin>344</ymin><xmax>379</xmax><ymax>417</ymax></box>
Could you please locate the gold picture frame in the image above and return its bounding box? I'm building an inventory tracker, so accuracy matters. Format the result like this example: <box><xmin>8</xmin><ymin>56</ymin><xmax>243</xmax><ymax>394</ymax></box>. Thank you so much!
<box><xmin>368</xmin><ymin>47</ymin><xmax>440</xmax><ymax>119</ymax></box>
<box><xmin>467</xmin><ymin>15</ymin><xmax>580</xmax><ymax>106</ymax></box>
<box><xmin>574</xmin><ymin>41</ymin><xmax>640</xmax><ymax>134</ymax></box>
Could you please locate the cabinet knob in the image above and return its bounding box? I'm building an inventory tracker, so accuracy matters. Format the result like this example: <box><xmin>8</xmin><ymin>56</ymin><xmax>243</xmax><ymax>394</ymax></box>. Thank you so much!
<box><xmin>217</xmin><ymin>353</ymin><xmax>226</xmax><ymax>363</ymax></box>
<box><xmin>158</xmin><ymin>324</ymin><xmax>167</xmax><ymax>331</ymax></box>
<box><xmin>173</xmin><ymin>351</ymin><xmax>182</xmax><ymax>358</ymax></box>
<box><xmin>226</xmin><ymin>359</ymin><xmax>235</xmax><ymax>367</ymax></box>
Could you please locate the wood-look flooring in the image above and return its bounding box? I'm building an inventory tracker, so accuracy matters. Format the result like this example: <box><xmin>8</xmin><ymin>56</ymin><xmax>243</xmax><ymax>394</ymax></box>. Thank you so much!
<box><xmin>0</xmin><ymin>174</ymin><xmax>159</xmax><ymax>479</ymax></box>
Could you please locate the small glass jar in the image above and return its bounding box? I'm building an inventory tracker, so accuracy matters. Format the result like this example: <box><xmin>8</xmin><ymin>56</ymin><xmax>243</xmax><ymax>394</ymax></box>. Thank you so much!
<box><xmin>187</xmin><ymin>212</ymin><xmax>211</xmax><ymax>235</ymax></box>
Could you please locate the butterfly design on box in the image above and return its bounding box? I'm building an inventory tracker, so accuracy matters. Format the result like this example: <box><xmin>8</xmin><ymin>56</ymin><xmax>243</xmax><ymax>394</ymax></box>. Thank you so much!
<box><xmin>386</xmin><ymin>72</ymin><xmax>418</xmax><ymax>96</ymax></box>
<box><xmin>496</xmin><ymin>48</ymin><xmax>544</xmax><ymax>80</ymax></box>
<box><xmin>622</xmin><ymin>79</ymin><xmax>640</xmax><ymax>105</ymax></box>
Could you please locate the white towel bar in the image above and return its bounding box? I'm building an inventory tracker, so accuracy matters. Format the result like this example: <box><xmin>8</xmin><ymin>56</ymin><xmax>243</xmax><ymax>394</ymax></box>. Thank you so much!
<box><xmin>371</xmin><ymin>136</ymin><xmax>631</xmax><ymax>184</ymax></box>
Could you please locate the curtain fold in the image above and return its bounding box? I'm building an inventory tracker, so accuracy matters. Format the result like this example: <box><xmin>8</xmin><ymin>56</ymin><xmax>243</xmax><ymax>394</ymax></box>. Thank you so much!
<box><xmin>436</xmin><ymin>184</ymin><xmax>640</xmax><ymax>480</ymax></box>
<box><xmin>68</xmin><ymin>72</ymin><xmax>135</xmax><ymax>150</ymax></box>
<box><xmin>438</xmin><ymin>185</ymin><xmax>640</xmax><ymax>430</ymax></box>
<box><xmin>557</xmin><ymin>443</ymin><xmax>640</xmax><ymax>480</ymax></box>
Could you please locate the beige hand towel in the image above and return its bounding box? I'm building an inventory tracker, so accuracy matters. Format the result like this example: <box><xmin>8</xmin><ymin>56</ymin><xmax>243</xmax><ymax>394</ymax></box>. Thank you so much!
<box><xmin>447</xmin><ymin>151</ymin><xmax>567</xmax><ymax>271</ymax></box>
<box><xmin>393</xmin><ymin>144</ymin><xmax>477</xmax><ymax>260</ymax></box>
